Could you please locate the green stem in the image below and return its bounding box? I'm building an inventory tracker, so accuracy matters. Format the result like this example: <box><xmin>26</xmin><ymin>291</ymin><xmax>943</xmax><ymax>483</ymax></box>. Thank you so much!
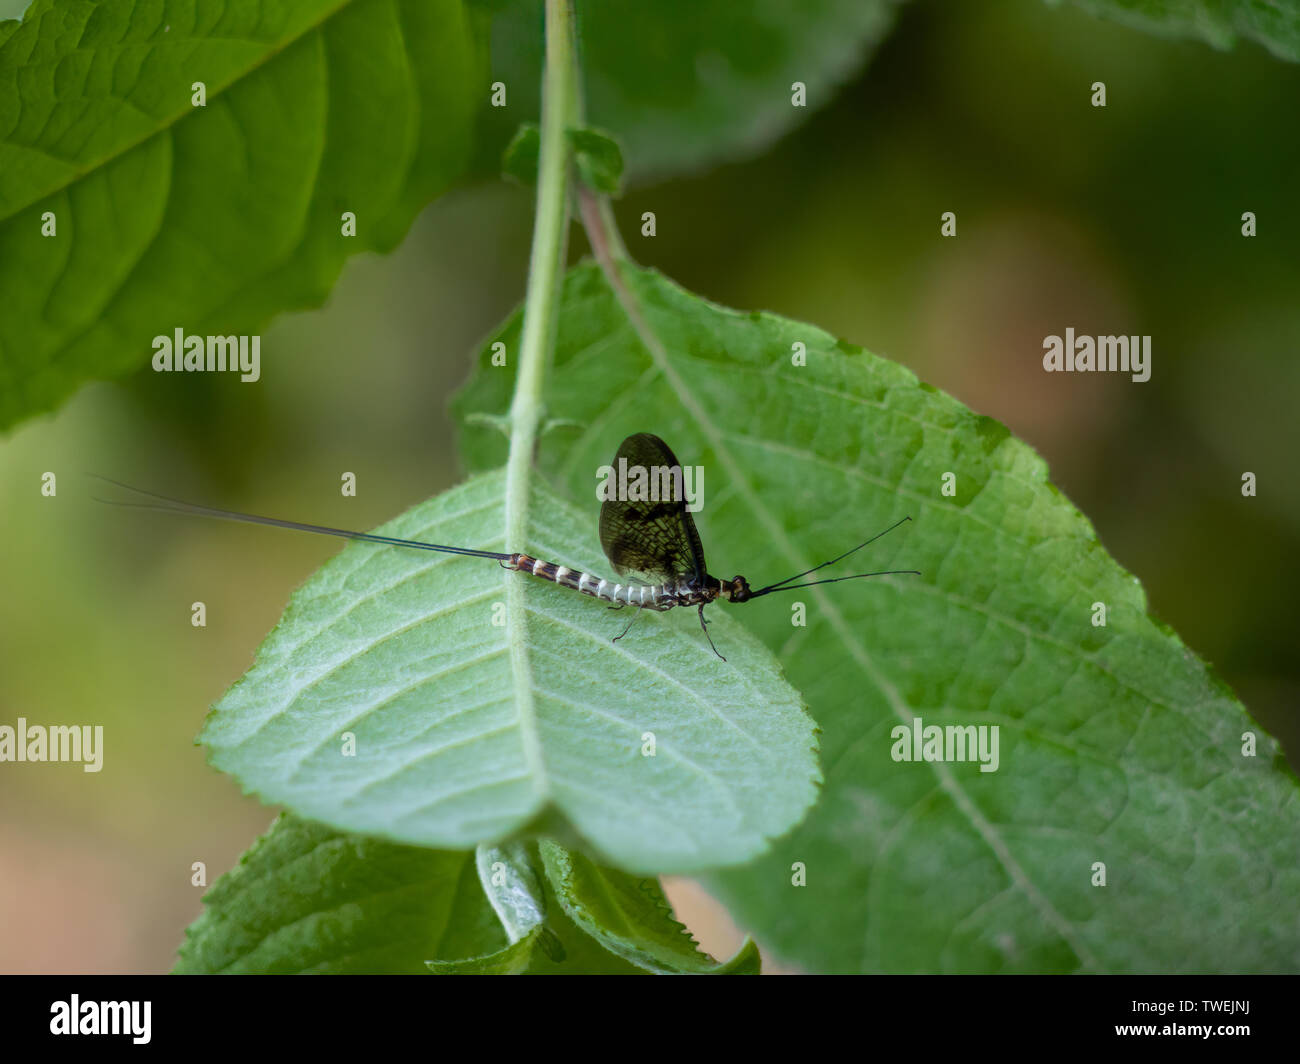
<box><xmin>505</xmin><ymin>0</ymin><xmax>577</xmax><ymax>539</ymax></box>
<box><xmin>502</xmin><ymin>0</ymin><xmax>578</xmax><ymax>795</ymax></box>
<box><xmin>577</xmin><ymin>186</ymin><xmax>630</xmax><ymax>271</ymax></box>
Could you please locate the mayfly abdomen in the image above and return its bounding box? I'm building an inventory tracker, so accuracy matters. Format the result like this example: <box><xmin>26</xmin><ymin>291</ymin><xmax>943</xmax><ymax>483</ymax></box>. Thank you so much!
<box><xmin>510</xmin><ymin>553</ymin><xmax>672</xmax><ymax>611</ymax></box>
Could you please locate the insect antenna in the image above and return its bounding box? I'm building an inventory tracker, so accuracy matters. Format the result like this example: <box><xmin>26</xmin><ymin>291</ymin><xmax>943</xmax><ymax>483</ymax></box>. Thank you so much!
<box><xmin>747</xmin><ymin>569</ymin><xmax>920</xmax><ymax>598</ymax></box>
<box><xmin>88</xmin><ymin>475</ymin><xmax>511</xmax><ymax>561</ymax></box>
<box><xmin>748</xmin><ymin>515</ymin><xmax>917</xmax><ymax>599</ymax></box>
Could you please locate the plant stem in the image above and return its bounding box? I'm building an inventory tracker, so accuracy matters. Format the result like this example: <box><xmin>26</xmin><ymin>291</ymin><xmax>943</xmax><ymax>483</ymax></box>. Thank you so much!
<box><xmin>578</xmin><ymin>186</ymin><xmax>630</xmax><ymax>272</ymax></box>
<box><xmin>505</xmin><ymin>0</ymin><xmax>577</xmax><ymax>543</ymax></box>
<box><xmin>502</xmin><ymin>0</ymin><xmax>577</xmax><ymax>793</ymax></box>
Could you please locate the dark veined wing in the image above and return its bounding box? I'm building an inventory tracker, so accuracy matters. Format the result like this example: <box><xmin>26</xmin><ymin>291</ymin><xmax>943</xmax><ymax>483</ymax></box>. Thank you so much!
<box><xmin>598</xmin><ymin>433</ymin><xmax>707</xmax><ymax>585</ymax></box>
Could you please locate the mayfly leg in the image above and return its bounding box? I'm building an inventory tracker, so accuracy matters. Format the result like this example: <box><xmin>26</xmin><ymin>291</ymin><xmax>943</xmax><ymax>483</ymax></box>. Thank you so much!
<box><xmin>611</xmin><ymin>605</ymin><xmax>644</xmax><ymax>644</ymax></box>
<box><xmin>698</xmin><ymin>604</ymin><xmax>725</xmax><ymax>662</ymax></box>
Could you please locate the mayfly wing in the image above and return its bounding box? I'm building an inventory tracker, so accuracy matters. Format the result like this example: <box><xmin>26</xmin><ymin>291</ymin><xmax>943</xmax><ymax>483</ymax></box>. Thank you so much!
<box><xmin>598</xmin><ymin>432</ymin><xmax>707</xmax><ymax>585</ymax></box>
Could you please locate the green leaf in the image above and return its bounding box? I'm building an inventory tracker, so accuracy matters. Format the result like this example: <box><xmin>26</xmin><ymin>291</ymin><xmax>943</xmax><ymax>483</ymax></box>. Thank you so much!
<box><xmin>540</xmin><ymin>839</ymin><xmax>760</xmax><ymax>974</ymax></box>
<box><xmin>568</xmin><ymin>127</ymin><xmax>623</xmax><ymax>196</ymax></box>
<box><xmin>426</xmin><ymin>926</ymin><xmax>543</xmax><ymax>973</ymax></box>
<box><xmin>427</xmin><ymin>842</ymin><xmax>553</xmax><ymax>973</ymax></box>
<box><xmin>513</xmin><ymin>846</ymin><xmax>656</xmax><ymax>975</ymax></box>
<box><xmin>501</xmin><ymin>124</ymin><xmax>623</xmax><ymax>195</ymax></box>
<box><xmin>440</xmin><ymin>840</ymin><xmax>753</xmax><ymax>974</ymax></box>
<box><xmin>453</xmin><ymin>261</ymin><xmax>1300</xmax><ymax>973</ymax></box>
<box><xmin>501</xmin><ymin>121</ymin><xmax>540</xmax><ymax>185</ymax></box>
<box><xmin>174</xmin><ymin>814</ymin><xmax>493</xmax><ymax>974</ymax></box>
<box><xmin>429</xmin><ymin>840</ymin><xmax>663</xmax><ymax>974</ymax></box>
<box><xmin>199</xmin><ymin>468</ymin><xmax>819</xmax><ymax>875</ymax></box>
<box><xmin>0</xmin><ymin>0</ymin><xmax>484</xmax><ymax>432</ymax></box>
<box><xmin>476</xmin><ymin>0</ymin><xmax>897</xmax><ymax>181</ymax></box>
<box><xmin>1058</xmin><ymin>0</ymin><xmax>1300</xmax><ymax>62</ymax></box>
<box><xmin>475</xmin><ymin>841</ymin><xmax>548</xmax><ymax>941</ymax></box>
<box><xmin>175</xmin><ymin>815</ymin><xmax>648</xmax><ymax>973</ymax></box>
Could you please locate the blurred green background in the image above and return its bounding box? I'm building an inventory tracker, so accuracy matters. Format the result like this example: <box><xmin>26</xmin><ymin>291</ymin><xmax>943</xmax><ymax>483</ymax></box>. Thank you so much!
<box><xmin>2</xmin><ymin>0</ymin><xmax>1298</xmax><ymax>972</ymax></box>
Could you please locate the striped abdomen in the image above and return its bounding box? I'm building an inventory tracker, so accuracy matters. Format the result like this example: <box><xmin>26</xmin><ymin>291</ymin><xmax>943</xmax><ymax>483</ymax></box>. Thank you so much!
<box><xmin>509</xmin><ymin>553</ymin><xmax>681</xmax><ymax>610</ymax></box>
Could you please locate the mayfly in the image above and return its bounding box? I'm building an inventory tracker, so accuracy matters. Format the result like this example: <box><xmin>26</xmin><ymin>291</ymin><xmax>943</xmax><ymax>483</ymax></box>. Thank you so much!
<box><xmin>95</xmin><ymin>433</ymin><xmax>917</xmax><ymax>660</ymax></box>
